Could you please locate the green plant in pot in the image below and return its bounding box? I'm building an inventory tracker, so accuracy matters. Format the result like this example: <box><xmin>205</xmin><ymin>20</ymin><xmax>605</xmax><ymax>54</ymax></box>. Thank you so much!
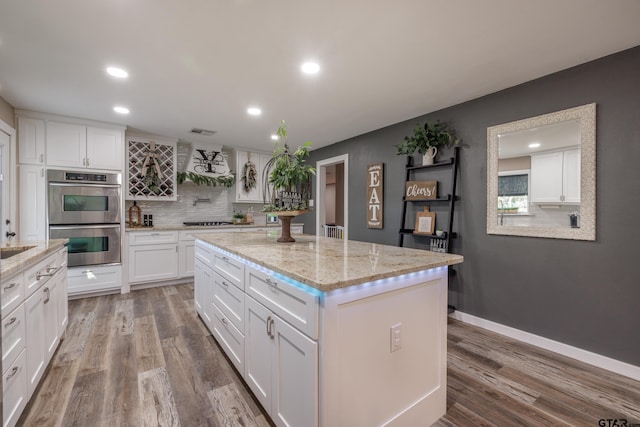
<box><xmin>262</xmin><ymin>120</ymin><xmax>316</xmax><ymax>212</ymax></box>
<box><xmin>396</xmin><ymin>120</ymin><xmax>460</xmax><ymax>165</ymax></box>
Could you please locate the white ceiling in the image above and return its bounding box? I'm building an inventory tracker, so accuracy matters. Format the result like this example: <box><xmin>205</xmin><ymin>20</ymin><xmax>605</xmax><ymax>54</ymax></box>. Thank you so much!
<box><xmin>1</xmin><ymin>1</ymin><xmax>640</xmax><ymax>152</ymax></box>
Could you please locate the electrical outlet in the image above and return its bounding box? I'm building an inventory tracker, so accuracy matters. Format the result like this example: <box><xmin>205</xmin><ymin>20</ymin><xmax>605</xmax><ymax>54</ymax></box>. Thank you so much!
<box><xmin>309</xmin><ymin>199</ymin><xmax>314</xmax><ymax>208</ymax></box>
<box><xmin>390</xmin><ymin>323</ymin><xmax>402</xmax><ymax>352</ymax></box>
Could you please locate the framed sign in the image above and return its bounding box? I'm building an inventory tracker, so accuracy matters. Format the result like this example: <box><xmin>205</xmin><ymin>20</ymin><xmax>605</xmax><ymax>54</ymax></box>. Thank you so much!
<box><xmin>405</xmin><ymin>180</ymin><xmax>437</xmax><ymax>200</ymax></box>
<box><xmin>414</xmin><ymin>207</ymin><xmax>436</xmax><ymax>235</ymax></box>
<box><xmin>367</xmin><ymin>163</ymin><xmax>383</xmax><ymax>229</ymax></box>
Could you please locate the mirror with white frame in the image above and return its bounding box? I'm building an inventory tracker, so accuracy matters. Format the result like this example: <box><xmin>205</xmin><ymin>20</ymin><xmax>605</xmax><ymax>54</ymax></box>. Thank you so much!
<box><xmin>487</xmin><ymin>103</ymin><xmax>596</xmax><ymax>240</ymax></box>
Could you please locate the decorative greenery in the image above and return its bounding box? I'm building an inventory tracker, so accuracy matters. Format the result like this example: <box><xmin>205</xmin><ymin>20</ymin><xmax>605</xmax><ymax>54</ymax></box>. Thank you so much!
<box><xmin>241</xmin><ymin>160</ymin><xmax>258</xmax><ymax>192</ymax></box>
<box><xmin>395</xmin><ymin>120</ymin><xmax>460</xmax><ymax>156</ymax></box>
<box><xmin>232</xmin><ymin>210</ymin><xmax>246</xmax><ymax>220</ymax></box>
<box><xmin>262</xmin><ymin>120</ymin><xmax>316</xmax><ymax>211</ymax></box>
<box><xmin>176</xmin><ymin>171</ymin><xmax>236</xmax><ymax>187</ymax></box>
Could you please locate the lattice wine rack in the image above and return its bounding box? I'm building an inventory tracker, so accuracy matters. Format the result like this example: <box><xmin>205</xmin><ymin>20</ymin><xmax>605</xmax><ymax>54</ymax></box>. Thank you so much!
<box><xmin>127</xmin><ymin>137</ymin><xmax>177</xmax><ymax>200</ymax></box>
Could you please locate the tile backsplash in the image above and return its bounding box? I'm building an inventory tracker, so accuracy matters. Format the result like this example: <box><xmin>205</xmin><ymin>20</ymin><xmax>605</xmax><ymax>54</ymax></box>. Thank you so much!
<box><xmin>125</xmin><ymin>183</ymin><xmax>266</xmax><ymax>226</ymax></box>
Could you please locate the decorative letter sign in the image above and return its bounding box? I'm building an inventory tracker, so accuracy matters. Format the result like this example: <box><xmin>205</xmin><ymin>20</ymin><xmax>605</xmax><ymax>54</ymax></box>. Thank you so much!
<box><xmin>367</xmin><ymin>163</ymin><xmax>383</xmax><ymax>229</ymax></box>
<box><xmin>405</xmin><ymin>180</ymin><xmax>437</xmax><ymax>200</ymax></box>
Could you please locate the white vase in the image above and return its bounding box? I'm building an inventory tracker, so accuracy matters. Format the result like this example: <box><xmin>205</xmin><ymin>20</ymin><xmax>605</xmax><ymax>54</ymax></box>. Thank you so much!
<box><xmin>422</xmin><ymin>146</ymin><xmax>437</xmax><ymax>165</ymax></box>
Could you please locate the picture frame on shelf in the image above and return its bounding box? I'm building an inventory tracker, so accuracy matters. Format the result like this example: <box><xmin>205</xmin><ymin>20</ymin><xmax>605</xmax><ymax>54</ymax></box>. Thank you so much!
<box><xmin>414</xmin><ymin>206</ymin><xmax>436</xmax><ymax>235</ymax></box>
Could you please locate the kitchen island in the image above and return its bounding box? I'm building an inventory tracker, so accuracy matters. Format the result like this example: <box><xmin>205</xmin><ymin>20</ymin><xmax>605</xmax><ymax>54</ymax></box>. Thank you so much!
<box><xmin>194</xmin><ymin>231</ymin><xmax>463</xmax><ymax>427</ymax></box>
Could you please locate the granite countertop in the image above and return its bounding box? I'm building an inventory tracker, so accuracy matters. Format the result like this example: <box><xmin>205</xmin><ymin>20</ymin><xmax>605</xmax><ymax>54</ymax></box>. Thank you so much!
<box><xmin>194</xmin><ymin>232</ymin><xmax>463</xmax><ymax>292</ymax></box>
<box><xmin>125</xmin><ymin>223</ymin><xmax>301</xmax><ymax>232</ymax></box>
<box><xmin>1</xmin><ymin>239</ymin><xmax>68</xmax><ymax>278</ymax></box>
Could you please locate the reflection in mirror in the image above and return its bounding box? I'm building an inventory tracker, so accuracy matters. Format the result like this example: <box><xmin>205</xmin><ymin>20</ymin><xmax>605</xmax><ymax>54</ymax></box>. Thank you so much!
<box><xmin>487</xmin><ymin>103</ymin><xmax>596</xmax><ymax>240</ymax></box>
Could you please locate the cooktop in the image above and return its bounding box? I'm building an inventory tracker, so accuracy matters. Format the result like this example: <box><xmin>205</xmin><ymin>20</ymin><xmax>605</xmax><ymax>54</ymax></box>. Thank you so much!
<box><xmin>183</xmin><ymin>221</ymin><xmax>234</xmax><ymax>226</ymax></box>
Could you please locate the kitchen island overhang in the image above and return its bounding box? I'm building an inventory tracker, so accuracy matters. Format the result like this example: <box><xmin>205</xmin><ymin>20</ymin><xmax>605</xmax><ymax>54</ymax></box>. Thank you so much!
<box><xmin>194</xmin><ymin>232</ymin><xmax>463</xmax><ymax>427</ymax></box>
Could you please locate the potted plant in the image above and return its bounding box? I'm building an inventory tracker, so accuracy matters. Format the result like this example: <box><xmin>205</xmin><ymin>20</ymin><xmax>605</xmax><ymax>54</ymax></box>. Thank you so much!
<box><xmin>232</xmin><ymin>210</ymin><xmax>246</xmax><ymax>224</ymax></box>
<box><xmin>396</xmin><ymin>120</ymin><xmax>460</xmax><ymax>165</ymax></box>
<box><xmin>262</xmin><ymin>120</ymin><xmax>316</xmax><ymax>212</ymax></box>
<box><xmin>262</xmin><ymin>120</ymin><xmax>316</xmax><ymax>242</ymax></box>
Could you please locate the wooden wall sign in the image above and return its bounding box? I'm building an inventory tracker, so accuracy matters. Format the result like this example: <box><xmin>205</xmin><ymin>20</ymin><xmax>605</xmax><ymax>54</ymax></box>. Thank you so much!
<box><xmin>367</xmin><ymin>163</ymin><xmax>383</xmax><ymax>229</ymax></box>
<box><xmin>414</xmin><ymin>206</ymin><xmax>436</xmax><ymax>235</ymax></box>
<box><xmin>405</xmin><ymin>180</ymin><xmax>437</xmax><ymax>200</ymax></box>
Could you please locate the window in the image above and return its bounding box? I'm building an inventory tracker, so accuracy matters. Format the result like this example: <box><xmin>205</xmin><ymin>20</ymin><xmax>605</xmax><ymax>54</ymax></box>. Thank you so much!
<box><xmin>498</xmin><ymin>170</ymin><xmax>529</xmax><ymax>214</ymax></box>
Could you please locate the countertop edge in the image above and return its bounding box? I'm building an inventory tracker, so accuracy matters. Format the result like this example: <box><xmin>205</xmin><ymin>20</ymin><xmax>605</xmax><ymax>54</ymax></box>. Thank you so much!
<box><xmin>1</xmin><ymin>239</ymin><xmax>69</xmax><ymax>278</ymax></box>
<box><xmin>194</xmin><ymin>233</ymin><xmax>463</xmax><ymax>292</ymax></box>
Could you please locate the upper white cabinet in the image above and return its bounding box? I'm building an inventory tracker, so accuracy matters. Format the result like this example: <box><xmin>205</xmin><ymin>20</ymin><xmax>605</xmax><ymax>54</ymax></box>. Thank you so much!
<box><xmin>236</xmin><ymin>150</ymin><xmax>271</xmax><ymax>203</ymax></box>
<box><xmin>126</xmin><ymin>136</ymin><xmax>177</xmax><ymax>200</ymax></box>
<box><xmin>530</xmin><ymin>148</ymin><xmax>580</xmax><ymax>204</ymax></box>
<box><xmin>18</xmin><ymin>164</ymin><xmax>46</xmax><ymax>241</ymax></box>
<box><xmin>47</xmin><ymin>121</ymin><xmax>123</xmax><ymax>170</ymax></box>
<box><xmin>17</xmin><ymin>117</ymin><xmax>45</xmax><ymax>165</ymax></box>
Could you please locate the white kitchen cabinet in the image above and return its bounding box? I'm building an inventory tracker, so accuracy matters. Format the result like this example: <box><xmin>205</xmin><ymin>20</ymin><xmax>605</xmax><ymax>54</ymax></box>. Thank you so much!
<box><xmin>47</xmin><ymin>121</ymin><xmax>123</xmax><ymax>170</ymax></box>
<box><xmin>236</xmin><ymin>150</ymin><xmax>271</xmax><ymax>203</ymax></box>
<box><xmin>18</xmin><ymin>164</ymin><xmax>46</xmax><ymax>241</ymax></box>
<box><xmin>530</xmin><ymin>148</ymin><xmax>580</xmax><ymax>204</ymax></box>
<box><xmin>43</xmin><ymin>272</ymin><xmax>61</xmax><ymax>362</ymax></box>
<box><xmin>2</xmin><ymin>349</ymin><xmax>27</xmax><ymax>427</ymax></box>
<box><xmin>128</xmin><ymin>231</ymin><xmax>179</xmax><ymax>283</ymax></box>
<box><xmin>67</xmin><ymin>264</ymin><xmax>121</xmax><ymax>296</ymax></box>
<box><xmin>17</xmin><ymin>117</ymin><xmax>45</xmax><ymax>165</ymax></box>
<box><xmin>24</xmin><ymin>287</ymin><xmax>45</xmax><ymax>398</ymax></box>
<box><xmin>245</xmin><ymin>295</ymin><xmax>318</xmax><ymax>427</ymax></box>
<box><xmin>194</xmin><ymin>243</ymin><xmax>215</xmax><ymax>331</ymax></box>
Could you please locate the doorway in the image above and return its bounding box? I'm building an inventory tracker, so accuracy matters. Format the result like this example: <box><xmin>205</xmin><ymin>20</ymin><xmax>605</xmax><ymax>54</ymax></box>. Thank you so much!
<box><xmin>316</xmin><ymin>154</ymin><xmax>348</xmax><ymax>240</ymax></box>
<box><xmin>0</xmin><ymin>121</ymin><xmax>16</xmax><ymax>243</ymax></box>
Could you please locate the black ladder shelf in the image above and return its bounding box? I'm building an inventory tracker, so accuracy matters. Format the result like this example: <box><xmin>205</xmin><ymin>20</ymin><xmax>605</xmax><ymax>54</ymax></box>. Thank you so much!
<box><xmin>398</xmin><ymin>146</ymin><xmax>460</xmax><ymax>256</ymax></box>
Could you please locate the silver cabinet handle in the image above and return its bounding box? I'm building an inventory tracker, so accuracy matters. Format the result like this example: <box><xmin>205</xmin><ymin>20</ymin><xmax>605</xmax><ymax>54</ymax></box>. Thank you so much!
<box><xmin>4</xmin><ymin>317</ymin><xmax>17</xmax><ymax>328</ymax></box>
<box><xmin>40</xmin><ymin>168</ymin><xmax>44</xmax><ymax>177</ymax></box>
<box><xmin>269</xmin><ymin>317</ymin><xmax>275</xmax><ymax>339</ymax></box>
<box><xmin>86</xmin><ymin>157</ymin><xmax>90</xmax><ymax>166</ymax></box>
<box><xmin>6</xmin><ymin>366</ymin><xmax>19</xmax><ymax>381</ymax></box>
<box><xmin>221</xmin><ymin>317</ymin><xmax>228</xmax><ymax>326</ymax></box>
<box><xmin>266</xmin><ymin>315</ymin><xmax>272</xmax><ymax>337</ymax></box>
<box><xmin>39</xmin><ymin>153</ymin><xmax>44</xmax><ymax>163</ymax></box>
<box><xmin>3</xmin><ymin>282</ymin><xmax>17</xmax><ymax>291</ymax></box>
<box><xmin>37</xmin><ymin>266</ymin><xmax>59</xmax><ymax>280</ymax></box>
<box><xmin>221</xmin><ymin>281</ymin><xmax>229</xmax><ymax>288</ymax></box>
<box><xmin>221</xmin><ymin>256</ymin><xmax>229</xmax><ymax>262</ymax></box>
<box><xmin>44</xmin><ymin>287</ymin><xmax>50</xmax><ymax>304</ymax></box>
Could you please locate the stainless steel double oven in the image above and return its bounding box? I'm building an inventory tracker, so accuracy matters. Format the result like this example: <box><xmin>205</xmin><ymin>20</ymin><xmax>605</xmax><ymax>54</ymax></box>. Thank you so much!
<box><xmin>47</xmin><ymin>170</ymin><xmax>122</xmax><ymax>267</ymax></box>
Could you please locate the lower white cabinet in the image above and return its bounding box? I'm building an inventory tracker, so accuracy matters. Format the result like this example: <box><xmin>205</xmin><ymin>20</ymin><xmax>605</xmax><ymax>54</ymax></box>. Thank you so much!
<box><xmin>194</xmin><ymin>240</ymin><xmax>317</xmax><ymax>427</ymax></box>
<box><xmin>244</xmin><ymin>295</ymin><xmax>318</xmax><ymax>427</ymax></box>
<box><xmin>2</xmin><ymin>246</ymin><xmax>68</xmax><ymax>427</ymax></box>
<box><xmin>67</xmin><ymin>264</ymin><xmax>121</xmax><ymax>296</ymax></box>
<box><xmin>128</xmin><ymin>231</ymin><xmax>179</xmax><ymax>284</ymax></box>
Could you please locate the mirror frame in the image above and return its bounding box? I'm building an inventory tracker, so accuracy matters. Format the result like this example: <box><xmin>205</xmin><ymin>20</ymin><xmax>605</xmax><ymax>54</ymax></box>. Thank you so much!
<box><xmin>487</xmin><ymin>103</ymin><xmax>596</xmax><ymax>240</ymax></box>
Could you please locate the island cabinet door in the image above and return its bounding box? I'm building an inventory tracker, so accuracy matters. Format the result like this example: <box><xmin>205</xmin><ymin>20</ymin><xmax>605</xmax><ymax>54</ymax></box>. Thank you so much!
<box><xmin>244</xmin><ymin>296</ymin><xmax>273</xmax><ymax>412</ymax></box>
<box><xmin>194</xmin><ymin>259</ymin><xmax>214</xmax><ymax>331</ymax></box>
<box><xmin>271</xmin><ymin>314</ymin><xmax>318</xmax><ymax>427</ymax></box>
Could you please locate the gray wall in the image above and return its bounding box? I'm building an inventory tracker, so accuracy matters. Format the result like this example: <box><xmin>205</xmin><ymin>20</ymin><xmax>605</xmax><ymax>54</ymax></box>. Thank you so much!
<box><xmin>302</xmin><ymin>45</ymin><xmax>640</xmax><ymax>366</ymax></box>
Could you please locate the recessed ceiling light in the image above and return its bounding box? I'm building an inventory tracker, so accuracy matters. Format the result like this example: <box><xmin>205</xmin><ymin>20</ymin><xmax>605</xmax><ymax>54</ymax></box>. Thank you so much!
<box><xmin>113</xmin><ymin>106</ymin><xmax>130</xmax><ymax>114</ymax></box>
<box><xmin>528</xmin><ymin>143</ymin><xmax>541</xmax><ymax>148</ymax></box>
<box><xmin>106</xmin><ymin>67</ymin><xmax>128</xmax><ymax>78</ymax></box>
<box><xmin>271</xmin><ymin>134</ymin><xmax>279</xmax><ymax>140</ymax></box>
<box><xmin>301</xmin><ymin>62</ymin><xmax>320</xmax><ymax>74</ymax></box>
<box><xmin>247</xmin><ymin>107</ymin><xmax>262</xmax><ymax>116</ymax></box>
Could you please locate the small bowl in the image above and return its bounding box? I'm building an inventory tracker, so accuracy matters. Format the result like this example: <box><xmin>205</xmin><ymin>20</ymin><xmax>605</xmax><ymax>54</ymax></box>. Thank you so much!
<box><xmin>435</xmin><ymin>230</ymin><xmax>444</xmax><ymax>237</ymax></box>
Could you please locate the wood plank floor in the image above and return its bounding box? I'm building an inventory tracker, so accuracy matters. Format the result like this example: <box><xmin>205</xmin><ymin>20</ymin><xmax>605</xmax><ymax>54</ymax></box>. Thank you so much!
<box><xmin>20</xmin><ymin>284</ymin><xmax>640</xmax><ymax>426</ymax></box>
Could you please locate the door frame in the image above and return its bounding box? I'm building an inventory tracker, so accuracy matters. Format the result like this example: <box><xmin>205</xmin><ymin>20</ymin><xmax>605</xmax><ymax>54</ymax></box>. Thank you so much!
<box><xmin>316</xmin><ymin>154</ymin><xmax>349</xmax><ymax>240</ymax></box>
<box><xmin>0</xmin><ymin>118</ymin><xmax>17</xmax><ymax>243</ymax></box>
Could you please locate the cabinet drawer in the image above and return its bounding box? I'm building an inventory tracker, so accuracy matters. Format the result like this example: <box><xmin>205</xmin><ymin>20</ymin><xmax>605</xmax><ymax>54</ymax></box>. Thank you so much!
<box><xmin>245</xmin><ymin>266</ymin><xmax>319</xmax><ymax>340</ymax></box>
<box><xmin>213</xmin><ymin>249</ymin><xmax>244</xmax><ymax>290</ymax></box>
<box><xmin>3</xmin><ymin>349</ymin><xmax>28</xmax><ymax>427</ymax></box>
<box><xmin>1</xmin><ymin>273</ymin><xmax>24</xmax><ymax>320</ymax></box>
<box><xmin>211</xmin><ymin>303</ymin><xmax>245</xmax><ymax>373</ymax></box>
<box><xmin>213</xmin><ymin>271</ymin><xmax>245</xmax><ymax>332</ymax></box>
<box><xmin>67</xmin><ymin>265</ymin><xmax>122</xmax><ymax>295</ymax></box>
<box><xmin>2</xmin><ymin>304</ymin><xmax>26</xmax><ymax>371</ymax></box>
<box><xmin>24</xmin><ymin>252</ymin><xmax>58</xmax><ymax>298</ymax></box>
<box><xmin>195</xmin><ymin>241</ymin><xmax>215</xmax><ymax>268</ymax></box>
<box><xmin>128</xmin><ymin>231</ymin><xmax>179</xmax><ymax>245</ymax></box>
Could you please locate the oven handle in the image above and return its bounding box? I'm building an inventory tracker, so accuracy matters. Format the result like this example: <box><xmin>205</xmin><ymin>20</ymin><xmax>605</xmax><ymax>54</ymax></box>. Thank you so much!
<box><xmin>48</xmin><ymin>182</ymin><xmax>121</xmax><ymax>189</ymax></box>
<box><xmin>50</xmin><ymin>224</ymin><xmax>121</xmax><ymax>230</ymax></box>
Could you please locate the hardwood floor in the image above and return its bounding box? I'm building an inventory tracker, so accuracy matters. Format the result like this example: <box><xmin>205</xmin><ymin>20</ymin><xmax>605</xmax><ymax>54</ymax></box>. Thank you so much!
<box><xmin>20</xmin><ymin>284</ymin><xmax>640</xmax><ymax>426</ymax></box>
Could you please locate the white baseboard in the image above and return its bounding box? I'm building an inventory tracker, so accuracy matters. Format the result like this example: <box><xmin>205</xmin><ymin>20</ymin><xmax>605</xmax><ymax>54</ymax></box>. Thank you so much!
<box><xmin>449</xmin><ymin>311</ymin><xmax>640</xmax><ymax>381</ymax></box>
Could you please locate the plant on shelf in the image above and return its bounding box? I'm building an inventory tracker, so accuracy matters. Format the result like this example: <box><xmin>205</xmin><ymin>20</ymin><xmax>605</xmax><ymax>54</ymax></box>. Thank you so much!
<box><xmin>176</xmin><ymin>171</ymin><xmax>236</xmax><ymax>187</ymax></box>
<box><xmin>395</xmin><ymin>120</ymin><xmax>460</xmax><ymax>164</ymax></box>
<box><xmin>262</xmin><ymin>120</ymin><xmax>316</xmax><ymax>212</ymax></box>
